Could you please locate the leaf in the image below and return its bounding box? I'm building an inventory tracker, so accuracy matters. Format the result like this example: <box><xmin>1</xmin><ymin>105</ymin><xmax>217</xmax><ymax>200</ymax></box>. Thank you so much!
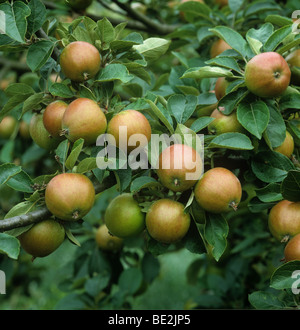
<box><xmin>0</xmin><ymin>1</ymin><xmax>31</xmax><ymax>42</ymax></box>
<box><xmin>27</xmin><ymin>40</ymin><xmax>55</xmax><ymax>72</ymax></box>
<box><xmin>97</xmin><ymin>17</ymin><xmax>115</xmax><ymax>47</ymax></box>
<box><xmin>6</xmin><ymin>170</ymin><xmax>34</xmax><ymax>193</ymax></box>
<box><xmin>5</xmin><ymin>83</ymin><xmax>35</xmax><ymax>97</ymax></box>
<box><xmin>190</xmin><ymin>117</ymin><xmax>215</xmax><ymax>132</ymax></box>
<box><xmin>96</xmin><ymin>64</ymin><xmax>134</xmax><ymax>83</ymax></box>
<box><xmin>264</xmin><ymin>104</ymin><xmax>286</xmax><ymax>149</ymax></box>
<box><xmin>251</xmin><ymin>151</ymin><xmax>295</xmax><ymax>183</ymax></box>
<box><xmin>209</xmin><ymin>132</ymin><xmax>254</xmax><ymax>150</ymax></box>
<box><xmin>0</xmin><ymin>163</ymin><xmax>22</xmax><ymax>185</ymax></box>
<box><xmin>49</xmin><ymin>83</ymin><xmax>74</xmax><ymax>98</ymax></box>
<box><xmin>22</xmin><ymin>92</ymin><xmax>45</xmax><ymax>115</ymax></box>
<box><xmin>130</xmin><ymin>176</ymin><xmax>161</xmax><ymax>193</ymax></box>
<box><xmin>270</xmin><ymin>261</ymin><xmax>300</xmax><ymax>290</ymax></box>
<box><xmin>237</xmin><ymin>100</ymin><xmax>270</xmax><ymax>139</ymax></box>
<box><xmin>0</xmin><ymin>233</ymin><xmax>20</xmax><ymax>260</ymax></box>
<box><xmin>76</xmin><ymin>157</ymin><xmax>98</xmax><ymax>174</ymax></box>
<box><xmin>181</xmin><ymin>66</ymin><xmax>234</xmax><ymax>79</ymax></box>
<box><xmin>255</xmin><ymin>183</ymin><xmax>282</xmax><ymax>203</ymax></box>
<box><xmin>281</xmin><ymin>170</ymin><xmax>300</xmax><ymax>202</ymax></box>
<box><xmin>133</xmin><ymin>38</ymin><xmax>171</xmax><ymax>62</ymax></box>
<box><xmin>27</xmin><ymin>0</ymin><xmax>47</xmax><ymax>35</ymax></box>
<box><xmin>167</xmin><ymin>94</ymin><xmax>197</xmax><ymax>124</ymax></box>
<box><xmin>204</xmin><ymin>213</ymin><xmax>229</xmax><ymax>262</ymax></box>
<box><xmin>248</xmin><ymin>291</ymin><xmax>286</xmax><ymax>310</ymax></box>
<box><xmin>65</xmin><ymin>139</ymin><xmax>84</xmax><ymax>171</ymax></box>
<box><xmin>264</xmin><ymin>25</ymin><xmax>293</xmax><ymax>52</ymax></box>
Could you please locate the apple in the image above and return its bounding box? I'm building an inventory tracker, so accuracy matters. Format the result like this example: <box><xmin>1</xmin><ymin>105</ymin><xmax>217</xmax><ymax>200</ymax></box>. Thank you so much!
<box><xmin>60</xmin><ymin>41</ymin><xmax>101</xmax><ymax>82</ymax></box>
<box><xmin>274</xmin><ymin>130</ymin><xmax>294</xmax><ymax>158</ymax></box>
<box><xmin>146</xmin><ymin>199</ymin><xmax>191</xmax><ymax>244</ymax></box>
<box><xmin>215</xmin><ymin>77</ymin><xmax>229</xmax><ymax>100</ymax></box>
<box><xmin>156</xmin><ymin>144</ymin><xmax>203</xmax><ymax>192</ymax></box>
<box><xmin>284</xmin><ymin>233</ymin><xmax>300</xmax><ymax>262</ymax></box>
<box><xmin>285</xmin><ymin>49</ymin><xmax>300</xmax><ymax>86</ymax></box>
<box><xmin>208</xmin><ymin>108</ymin><xmax>244</xmax><ymax>135</ymax></box>
<box><xmin>43</xmin><ymin>100</ymin><xmax>68</xmax><ymax>138</ymax></box>
<box><xmin>268</xmin><ymin>200</ymin><xmax>300</xmax><ymax>242</ymax></box>
<box><xmin>244</xmin><ymin>52</ymin><xmax>291</xmax><ymax>98</ymax></box>
<box><xmin>0</xmin><ymin>116</ymin><xmax>17</xmax><ymax>139</ymax></box>
<box><xmin>194</xmin><ymin>167</ymin><xmax>242</xmax><ymax>213</ymax></box>
<box><xmin>210</xmin><ymin>39</ymin><xmax>232</xmax><ymax>58</ymax></box>
<box><xmin>95</xmin><ymin>224</ymin><xmax>123</xmax><ymax>252</ymax></box>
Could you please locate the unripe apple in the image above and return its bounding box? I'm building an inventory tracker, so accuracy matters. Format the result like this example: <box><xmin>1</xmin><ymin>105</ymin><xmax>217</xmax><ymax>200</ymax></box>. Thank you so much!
<box><xmin>274</xmin><ymin>130</ymin><xmax>294</xmax><ymax>158</ymax></box>
<box><xmin>0</xmin><ymin>116</ymin><xmax>17</xmax><ymax>139</ymax></box>
<box><xmin>268</xmin><ymin>200</ymin><xmax>300</xmax><ymax>242</ymax></box>
<box><xmin>107</xmin><ymin>110</ymin><xmax>151</xmax><ymax>153</ymax></box>
<box><xmin>29</xmin><ymin>113</ymin><xmax>61</xmax><ymax>150</ymax></box>
<box><xmin>19</xmin><ymin>220</ymin><xmax>65</xmax><ymax>258</ymax></box>
<box><xmin>146</xmin><ymin>199</ymin><xmax>191</xmax><ymax>244</ymax></box>
<box><xmin>210</xmin><ymin>39</ymin><xmax>232</xmax><ymax>58</ymax></box>
<box><xmin>194</xmin><ymin>167</ymin><xmax>242</xmax><ymax>213</ymax></box>
<box><xmin>215</xmin><ymin>77</ymin><xmax>229</xmax><ymax>100</ymax></box>
<box><xmin>284</xmin><ymin>233</ymin><xmax>300</xmax><ymax>262</ymax></box>
<box><xmin>105</xmin><ymin>193</ymin><xmax>145</xmax><ymax>238</ymax></box>
<box><xmin>62</xmin><ymin>98</ymin><xmax>107</xmax><ymax>145</ymax></box>
<box><xmin>208</xmin><ymin>108</ymin><xmax>244</xmax><ymax>135</ymax></box>
<box><xmin>45</xmin><ymin>173</ymin><xmax>95</xmax><ymax>221</ymax></box>
<box><xmin>244</xmin><ymin>52</ymin><xmax>291</xmax><ymax>98</ymax></box>
<box><xmin>157</xmin><ymin>144</ymin><xmax>202</xmax><ymax>192</ymax></box>
<box><xmin>43</xmin><ymin>100</ymin><xmax>68</xmax><ymax>138</ymax></box>
<box><xmin>285</xmin><ymin>49</ymin><xmax>300</xmax><ymax>86</ymax></box>
<box><xmin>95</xmin><ymin>224</ymin><xmax>123</xmax><ymax>252</ymax></box>
<box><xmin>19</xmin><ymin>121</ymin><xmax>31</xmax><ymax>140</ymax></box>
<box><xmin>60</xmin><ymin>41</ymin><xmax>101</xmax><ymax>82</ymax></box>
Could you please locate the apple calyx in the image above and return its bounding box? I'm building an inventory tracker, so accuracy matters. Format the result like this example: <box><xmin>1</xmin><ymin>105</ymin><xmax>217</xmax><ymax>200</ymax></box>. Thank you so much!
<box><xmin>281</xmin><ymin>235</ymin><xmax>290</xmax><ymax>243</ymax></box>
<box><xmin>229</xmin><ymin>201</ymin><xmax>238</xmax><ymax>211</ymax></box>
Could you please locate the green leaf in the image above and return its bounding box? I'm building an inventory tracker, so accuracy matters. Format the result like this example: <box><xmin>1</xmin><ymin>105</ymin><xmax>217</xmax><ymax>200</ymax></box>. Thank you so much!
<box><xmin>251</xmin><ymin>151</ymin><xmax>295</xmax><ymax>183</ymax></box>
<box><xmin>218</xmin><ymin>87</ymin><xmax>249</xmax><ymax>115</ymax></box>
<box><xmin>65</xmin><ymin>139</ymin><xmax>84</xmax><ymax>171</ymax></box>
<box><xmin>167</xmin><ymin>94</ymin><xmax>197</xmax><ymax>124</ymax></box>
<box><xmin>206</xmin><ymin>57</ymin><xmax>241</xmax><ymax>73</ymax></box>
<box><xmin>190</xmin><ymin>117</ymin><xmax>215</xmax><ymax>132</ymax></box>
<box><xmin>181</xmin><ymin>66</ymin><xmax>234</xmax><ymax>79</ymax></box>
<box><xmin>130</xmin><ymin>176</ymin><xmax>161</xmax><ymax>193</ymax></box>
<box><xmin>248</xmin><ymin>291</ymin><xmax>286</xmax><ymax>310</ymax></box>
<box><xmin>264</xmin><ymin>25</ymin><xmax>293</xmax><ymax>52</ymax></box>
<box><xmin>27</xmin><ymin>40</ymin><xmax>55</xmax><ymax>72</ymax></box>
<box><xmin>0</xmin><ymin>233</ymin><xmax>20</xmax><ymax>260</ymax></box>
<box><xmin>133</xmin><ymin>38</ymin><xmax>171</xmax><ymax>62</ymax></box>
<box><xmin>6</xmin><ymin>170</ymin><xmax>34</xmax><ymax>193</ymax></box>
<box><xmin>27</xmin><ymin>0</ymin><xmax>47</xmax><ymax>34</ymax></box>
<box><xmin>264</xmin><ymin>104</ymin><xmax>286</xmax><ymax>149</ymax></box>
<box><xmin>204</xmin><ymin>213</ymin><xmax>229</xmax><ymax>262</ymax></box>
<box><xmin>281</xmin><ymin>170</ymin><xmax>300</xmax><ymax>202</ymax></box>
<box><xmin>237</xmin><ymin>100</ymin><xmax>270</xmax><ymax>139</ymax></box>
<box><xmin>97</xmin><ymin>17</ymin><xmax>115</xmax><ymax>47</ymax></box>
<box><xmin>49</xmin><ymin>83</ymin><xmax>74</xmax><ymax>98</ymax></box>
<box><xmin>255</xmin><ymin>183</ymin><xmax>282</xmax><ymax>203</ymax></box>
<box><xmin>279</xmin><ymin>93</ymin><xmax>300</xmax><ymax>111</ymax></box>
<box><xmin>118</xmin><ymin>268</ymin><xmax>143</xmax><ymax>295</ymax></box>
<box><xmin>0</xmin><ymin>1</ymin><xmax>31</xmax><ymax>42</ymax></box>
<box><xmin>22</xmin><ymin>92</ymin><xmax>45</xmax><ymax>115</ymax></box>
<box><xmin>209</xmin><ymin>132</ymin><xmax>254</xmax><ymax>150</ymax></box>
<box><xmin>246</xmin><ymin>23</ymin><xmax>274</xmax><ymax>55</ymax></box>
<box><xmin>5</xmin><ymin>83</ymin><xmax>35</xmax><ymax>97</ymax></box>
<box><xmin>76</xmin><ymin>157</ymin><xmax>98</xmax><ymax>174</ymax></box>
<box><xmin>270</xmin><ymin>261</ymin><xmax>300</xmax><ymax>290</ymax></box>
<box><xmin>0</xmin><ymin>163</ymin><xmax>22</xmax><ymax>185</ymax></box>
<box><xmin>96</xmin><ymin>64</ymin><xmax>134</xmax><ymax>83</ymax></box>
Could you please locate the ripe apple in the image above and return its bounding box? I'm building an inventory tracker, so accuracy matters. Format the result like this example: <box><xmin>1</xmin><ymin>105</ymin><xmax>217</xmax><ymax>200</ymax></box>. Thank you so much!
<box><xmin>95</xmin><ymin>224</ymin><xmax>123</xmax><ymax>252</ymax></box>
<box><xmin>284</xmin><ymin>233</ymin><xmax>300</xmax><ymax>262</ymax></box>
<box><xmin>156</xmin><ymin>144</ymin><xmax>202</xmax><ymax>192</ymax></box>
<box><xmin>244</xmin><ymin>52</ymin><xmax>291</xmax><ymax>98</ymax></box>
<box><xmin>60</xmin><ymin>41</ymin><xmax>101</xmax><ymax>82</ymax></box>
<box><xmin>194</xmin><ymin>167</ymin><xmax>242</xmax><ymax>213</ymax></box>
<box><xmin>285</xmin><ymin>49</ymin><xmax>300</xmax><ymax>86</ymax></box>
<box><xmin>274</xmin><ymin>130</ymin><xmax>294</xmax><ymax>158</ymax></box>
<box><xmin>215</xmin><ymin>77</ymin><xmax>229</xmax><ymax>100</ymax></box>
<box><xmin>43</xmin><ymin>100</ymin><xmax>68</xmax><ymax>138</ymax></box>
<box><xmin>268</xmin><ymin>200</ymin><xmax>300</xmax><ymax>242</ymax></box>
<box><xmin>19</xmin><ymin>121</ymin><xmax>31</xmax><ymax>140</ymax></box>
<box><xmin>210</xmin><ymin>39</ymin><xmax>232</xmax><ymax>58</ymax></box>
<box><xmin>18</xmin><ymin>220</ymin><xmax>65</xmax><ymax>258</ymax></box>
<box><xmin>107</xmin><ymin>110</ymin><xmax>151</xmax><ymax>153</ymax></box>
<box><xmin>214</xmin><ymin>0</ymin><xmax>228</xmax><ymax>7</ymax></box>
<box><xmin>208</xmin><ymin>108</ymin><xmax>244</xmax><ymax>135</ymax></box>
<box><xmin>29</xmin><ymin>113</ymin><xmax>61</xmax><ymax>150</ymax></box>
<box><xmin>45</xmin><ymin>173</ymin><xmax>95</xmax><ymax>221</ymax></box>
<box><xmin>0</xmin><ymin>116</ymin><xmax>17</xmax><ymax>139</ymax></box>
<box><xmin>104</xmin><ymin>193</ymin><xmax>145</xmax><ymax>238</ymax></box>
<box><xmin>146</xmin><ymin>199</ymin><xmax>191</xmax><ymax>244</ymax></box>
<box><xmin>62</xmin><ymin>98</ymin><xmax>107</xmax><ymax>145</ymax></box>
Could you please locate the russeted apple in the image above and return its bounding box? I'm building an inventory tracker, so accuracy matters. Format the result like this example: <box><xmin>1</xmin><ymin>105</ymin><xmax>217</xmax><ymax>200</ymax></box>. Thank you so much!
<box><xmin>0</xmin><ymin>116</ymin><xmax>17</xmax><ymax>139</ymax></box>
<box><xmin>285</xmin><ymin>49</ymin><xmax>300</xmax><ymax>86</ymax></box>
<box><xmin>284</xmin><ymin>233</ymin><xmax>300</xmax><ymax>262</ymax></box>
<box><xmin>61</xmin><ymin>98</ymin><xmax>107</xmax><ymax>145</ymax></box>
<box><xmin>60</xmin><ymin>41</ymin><xmax>101</xmax><ymax>82</ymax></box>
<box><xmin>268</xmin><ymin>200</ymin><xmax>300</xmax><ymax>242</ymax></box>
<box><xmin>156</xmin><ymin>144</ymin><xmax>203</xmax><ymax>192</ymax></box>
<box><xmin>45</xmin><ymin>173</ymin><xmax>95</xmax><ymax>221</ymax></box>
<box><xmin>194</xmin><ymin>167</ymin><xmax>242</xmax><ymax>213</ymax></box>
<box><xmin>210</xmin><ymin>39</ymin><xmax>232</xmax><ymax>58</ymax></box>
<box><xmin>18</xmin><ymin>220</ymin><xmax>65</xmax><ymax>258</ymax></box>
<box><xmin>244</xmin><ymin>52</ymin><xmax>291</xmax><ymax>98</ymax></box>
<box><xmin>95</xmin><ymin>224</ymin><xmax>123</xmax><ymax>252</ymax></box>
<box><xmin>43</xmin><ymin>100</ymin><xmax>68</xmax><ymax>138</ymax></box>
<box><xmin>208</xmin><ymin>108</ymin><xmax>244</xmax><ymax>135</ymax></box>
<box><xmin>274</xmin><ymin>130</ymin><xmax>294</xmax><ymax>158</ymax></box>
<box><xmin>107</xmin><ymin>109</ymin><xmax>151</xmax><ymax>153</ymax></box>
<box><xmin>146</xmin><ymin>199</ymin><xmax>190</xmax><ymax>244</ymax></box>
<box><xmin>104</xmin><ymin>193</ymin><xmax>145</xmax><ymax>238</ymax></box>
<box><xmin>29</xmin><ymin>113</ymin><xmax>61</xmax><ymax>150</ymax></box>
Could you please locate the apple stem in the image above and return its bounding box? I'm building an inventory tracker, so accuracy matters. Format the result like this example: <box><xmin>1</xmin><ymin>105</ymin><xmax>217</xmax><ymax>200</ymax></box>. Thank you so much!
<box><xmin>72</xmin><ymin>211</ymin><xmax>79</xmax><ymax>220</ymax></box>
<box><xmin>229</xmin><ymin>201</ymin><xmax>238</xmax><ymax>211</ymax></box>
<box><xmin>60</xmin><ymin>129</ymin><xmax>68</xmax><ymax>137</ymax></box>
<box><xmin>83</xmin><ymin>72</ymin><xmax>89</xmax><ymax>81</ymax></box>
<box><xmin>174</xmin><ymin>179</ymin><xmax>179</xmax><ymax>186</ymax></box>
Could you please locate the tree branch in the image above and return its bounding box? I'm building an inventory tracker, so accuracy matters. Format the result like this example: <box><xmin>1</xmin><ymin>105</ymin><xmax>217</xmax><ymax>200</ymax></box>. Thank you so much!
<box><xmin>0</xmin><ymin>176</ymin><xmax>116</xmax><ymax>232</ymax></box>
